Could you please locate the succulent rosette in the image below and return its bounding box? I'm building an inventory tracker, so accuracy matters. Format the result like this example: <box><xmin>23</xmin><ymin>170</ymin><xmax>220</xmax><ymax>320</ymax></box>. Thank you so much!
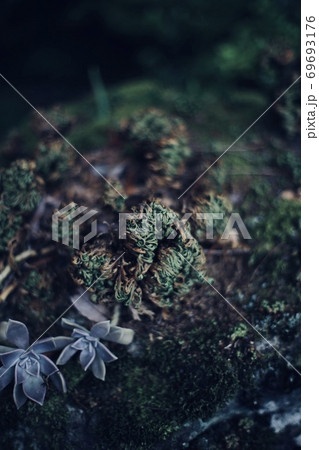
<box><xmin>56</xmin><ymin>319</ymin><xmax>133</xmax><ymax>380</ymax></box>
<box><xmin>0</xmin><ymin>320</ymin><xmax>68</xmax><ymax>409</ymax></box>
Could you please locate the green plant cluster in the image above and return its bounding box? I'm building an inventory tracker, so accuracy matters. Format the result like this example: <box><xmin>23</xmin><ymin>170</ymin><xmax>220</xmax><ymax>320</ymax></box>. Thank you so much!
<box><xmin>188</xmin><ymin>190</ymin><xmax>232</xmax><ymax>241</ymax></box>
<box><xmin>0</xmin><ymin>159</ymin><xmax>41</xmax><ymax>213</ymax></box>
<box><xmin>103</xmin><ymin>179</ymin><xmax>127</xmax><ymax>212</ymax></box>
<box><xmin>0</xmin><ymin>201</ymin><xmax>23</xmax><ymax>253</ymax></box>
<box><xmin>71</xmin><ymin>201</ymin><xmax>207</xmax><ymax>308</ymax></box>
<box><xmin>36</xmin><ymin>140</ymin><xmax>72</xmax><ymax>182</ymax></box>
<box><xmin>30</xmin><ymin>107</ymin><xmax>74</xmax><ymax>182</ymax></box>
<box><xmin>0</xmin><ymin>159</ymin><xmax>42</xmax><ymax>253</ymax></box>
<box><xmin>21</xmin><ymin>269</ymin><xmax>55</xmax><ymax>304</ymax></box>
<box><xmin>120</xmin><ymin>108</ymin><xmax>191</xmax><ymax>185</ymax></box>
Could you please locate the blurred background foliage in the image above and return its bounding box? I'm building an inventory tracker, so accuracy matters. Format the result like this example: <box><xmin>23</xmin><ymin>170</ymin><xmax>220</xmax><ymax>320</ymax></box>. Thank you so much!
<box><xmin>0</xmin><ymin>0</ymin><xmax>299</xmax><ymax>139</ymax></box>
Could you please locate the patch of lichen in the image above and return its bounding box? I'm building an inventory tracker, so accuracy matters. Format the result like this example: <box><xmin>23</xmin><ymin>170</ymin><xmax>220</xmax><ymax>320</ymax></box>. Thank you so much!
<box><xmin>71</xmin><ymin>201</ymin><xmax>207</xmax><ymax>308</ymax></box>
<box><xmin>79</xmin><ymin>320</ymin><xmax>256</xmax><ymax>449</ymax></box>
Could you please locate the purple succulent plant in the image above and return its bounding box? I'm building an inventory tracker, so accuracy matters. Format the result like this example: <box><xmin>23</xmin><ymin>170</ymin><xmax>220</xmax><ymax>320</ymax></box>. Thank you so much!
<box><xmin>0</xmin><ymin>317</ymin><xmax>134</xmax><ymax>409</ymax></box>
<box><xmin>0</xmin><ymin>320</ymin><xmax>68</xmax><ymax>409</ymax></box>
<box><xmin>56</xmin><ymin>319</ymin><xmax>133</xmax><ymax>380</ymax></box>
<box><xmin>56</xmin><ymin>319</ymin><xmax>116</xmax><ymax>380</ymax></box>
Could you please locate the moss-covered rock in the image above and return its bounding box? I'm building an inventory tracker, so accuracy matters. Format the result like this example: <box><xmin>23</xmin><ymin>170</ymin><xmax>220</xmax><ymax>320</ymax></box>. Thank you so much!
<box><xmin>79</xmin><ymin>320</ymin><xmax>256</xmax><ymax>448</ymax></box>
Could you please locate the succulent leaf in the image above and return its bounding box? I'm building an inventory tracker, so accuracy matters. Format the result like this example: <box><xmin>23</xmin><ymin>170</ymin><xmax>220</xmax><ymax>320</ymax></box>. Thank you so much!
<box><xmin>6</xmin><ymin>319</ymin><xmax>29</xmax><ymax>349</ymax></box>
<box><xmin>53</xmin><ymin>336</ymin><xmax>74</xmax><ymax>350</ymax></box>
<box><xmin>90</xmin><ymin>354</ymin><xmax>106</xmax><ymax>381</ymax></box>
<box><xmin>50</xmin><ymin>370</ymin><xmax>67</xmax><ymax>393</ymax></box>
<box><xmin>61</xmin><ymin>318</ymin><xmax>88</xmax><ymax>332</ymax></box>
<box><xmin>22</xmin><ymin>375</ymin><xmax>46</xmax><ymax>405</ymax></box>
<box><xmin>96</xmin><ymin>341</ymin><xmax>117</xmax><ymax>363</ymax></box>
<box><xmin>90</xmin><ymin>321</ymin><xmax>111</xmax><ymax>339</ymax></box>
<box><xmin>79</xmin><ymin>345</ymin><xmax>96</xmax><ymax>371</ymax></box>
<box><xmin>39</xmin><ymin>354</ymin><xmax>59</xmax><ymax>376</ymax></box>
<box><xmin>0</xmin><ymin>320</ymin><xmax>68</xmax><ymax>408</ymax></box>
<box><xmin>0</xmin><ymin>349</ymin><xmax>24</xmax><ymax>368</ymax></box>
<box><xmin>56</xmin><ymin>344</ymin><xmax>78</xmax><ymax>365</ymax></box>
<box><xmin>31</xmin><ymin>338</ymin><xmax>57</xmax><ymax>354</ymax></box>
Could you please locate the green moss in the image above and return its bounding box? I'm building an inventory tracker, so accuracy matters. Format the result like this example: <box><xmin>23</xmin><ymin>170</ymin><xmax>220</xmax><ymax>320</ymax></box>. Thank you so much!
<box><xmin>0</xmin><ymin>363</ymin><xmax>87</xmax><ymax>450</ymax></box>
<box><xmin>231</xmin><ymin>323</ymin><xmax>249</xmax><ymax>341</ymax></box>
<box><xmin>0</xmin><ymin>392</ymin><xmax>70</xmax><ymax>450</ymax></box>
<box><xmin>251</xmin><ymin>198</ymin><xmax>300</xmax><ymax>258</ymax></box>
<box><xmin>0</xmin><ymin>321</ymin><xmax>255</xmax><ymax>449</ymax></box>
<box><xmin>241</xmin><ymin>197</ymin><xmax>300</xmax><ymax>361</ymax></box>
<box><xmin>86</xmin><ymin>320</ymin><xmax>256</xmax><ymax>448</ymax></box>
<box><xmin>199</xmin><ymin>415</ymin><xmax>277</xmax><ymax>450</ymax></box>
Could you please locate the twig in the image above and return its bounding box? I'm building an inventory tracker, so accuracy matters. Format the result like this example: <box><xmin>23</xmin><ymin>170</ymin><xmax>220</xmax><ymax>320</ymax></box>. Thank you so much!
<box><xmin>0</xmin><ymin>246</ymin><xmax>55</xmax><ymax>285</ymax></box>
<box><xmin>0</xmin><ymin>280</ymin><xmax>18</xmax><ymax>302</ymax></box>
